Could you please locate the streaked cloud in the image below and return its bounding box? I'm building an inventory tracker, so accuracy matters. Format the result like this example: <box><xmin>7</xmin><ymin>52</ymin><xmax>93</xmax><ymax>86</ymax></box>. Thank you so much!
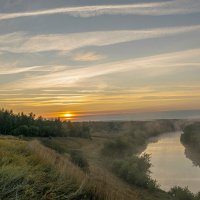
<box><xmin>1</xmin><ymin>85</ymin><xmax>200</xmax><ymax>120</ymax></box>
<box><xmin>0</xmin><ymin>66</ymin><xmax>43</xmax><ymax>75</ymax></box>
<box><xmin>0</xmin><ymin>0</ymin><xmax>199</xmax><ymax>21</ymax></box>
<box><xmin>1</xmin><ymin>25</ymin><xmax>200</xmax><ymax>54</ymax></box>
<box><xmin>71</xmin><ymin>51</ymin><xmax>106</xmax><ymax>62</ymax></box>
<box><xmin>3</xmin><ymin>48</ymin><xmax>200</xmax><ymax>89</ymax></box>
<box><xmin>0</xmin><ymin>65</ymin><xmax>69</xmax><ymax>75</ymax></box>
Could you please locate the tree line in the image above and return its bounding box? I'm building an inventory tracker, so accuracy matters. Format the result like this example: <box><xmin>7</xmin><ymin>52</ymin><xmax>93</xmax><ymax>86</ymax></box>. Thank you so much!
<box><xmin>0</xmin><ymin>109</ymin><xmax>90</xmax><ymax>138</ymax></box>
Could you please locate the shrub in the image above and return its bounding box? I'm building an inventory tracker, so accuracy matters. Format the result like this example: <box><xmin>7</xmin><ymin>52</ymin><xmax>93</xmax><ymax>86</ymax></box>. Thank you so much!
<box><xmin>169</xmin><ymin>186</ymin><xmax>195</xmax><ymax>200</ymax></box>
<box><xmin>112</xmin><ymin>154</ymin><xmax>158</xmax><ymax>190</ymax></box>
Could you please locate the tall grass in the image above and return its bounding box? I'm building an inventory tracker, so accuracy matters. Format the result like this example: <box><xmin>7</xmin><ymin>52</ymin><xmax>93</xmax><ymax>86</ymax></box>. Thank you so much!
<box><xmin>0</xmin><ymin>138</ymin><xmax>88</xmax><ymax>200</ymax></box>
<box><xmin>28</xmin><ymin>140</ymin><xmax>139</xmax><ymax>200</ymax></box>
<box><xmin>0</xmin><ymin>137</ymin><xmax>141</xmax><ymax>200</ymax></box>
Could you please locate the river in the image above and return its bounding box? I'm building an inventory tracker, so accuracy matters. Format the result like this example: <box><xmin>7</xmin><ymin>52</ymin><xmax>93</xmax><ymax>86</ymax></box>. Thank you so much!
<box><xmin>141</xmin><ymin>131</ymin><xmax>200</xmax><ymax>193</ymax></box>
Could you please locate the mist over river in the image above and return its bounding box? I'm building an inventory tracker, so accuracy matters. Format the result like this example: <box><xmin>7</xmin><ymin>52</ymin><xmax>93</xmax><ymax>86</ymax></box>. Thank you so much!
<box><xmin>141</xmin><ymin>131</ymin><xmax>200</xmax><ymax>193</ymax></box>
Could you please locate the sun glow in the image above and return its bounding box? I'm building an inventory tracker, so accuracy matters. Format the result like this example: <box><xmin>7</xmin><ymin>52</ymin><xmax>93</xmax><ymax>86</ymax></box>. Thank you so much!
<box><xmin>63</xmin><ymin>113</ymin><xmax>73</xmax><ymax>118</ymax></box>
<box><xmin>61</xmin><ymin>112</ymin><xmax>77</xmax><ymax>120</ymax></box>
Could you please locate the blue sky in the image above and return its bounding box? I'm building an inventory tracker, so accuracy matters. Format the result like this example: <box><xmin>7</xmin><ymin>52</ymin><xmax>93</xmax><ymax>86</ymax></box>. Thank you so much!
<box><xmin>0</xmin><ymin>0</ymin><xmax>200</xmax><ymax>120</ymax></box>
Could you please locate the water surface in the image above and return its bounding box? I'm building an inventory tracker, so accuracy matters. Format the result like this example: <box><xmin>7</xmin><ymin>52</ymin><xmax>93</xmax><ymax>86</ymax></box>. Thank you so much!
<box><xmin>141</xmin><ymin>131</ymin><xmax>200</xmax><ymax>193</ymax></box>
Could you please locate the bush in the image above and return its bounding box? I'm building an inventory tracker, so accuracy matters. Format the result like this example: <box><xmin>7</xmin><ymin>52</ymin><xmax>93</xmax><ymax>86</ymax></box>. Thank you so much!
<box><xmin>195</xmin><ymin>192</ymin><xmax>200</xmax><ymax>200</ymax></box>
<box><xmin>169</xmin><ymin>186</ymin><xmax>195</xmax><ymax>200</ymax></box>
<box><xmin>112</xmin><ymin>154</ymin><xmax>158</xmax><ymax>190</ymax></box>
<box><xmin>70</xmin><ymin>150</ymin><xmax>89</xmax><ymax>172</ymax></box>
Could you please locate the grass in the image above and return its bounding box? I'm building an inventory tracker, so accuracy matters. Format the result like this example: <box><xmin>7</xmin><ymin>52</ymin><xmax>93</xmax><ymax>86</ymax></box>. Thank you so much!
<box><xmin>69</xmin><ymin>150</ymin><xmax>89</xmax><ymax>172</ymax></box>
<box><xmin>0</xmin><ymin>137</ymin><xmax>145</xmax><ymax>200</ymax></box>
<box><xmin>31</xmin><ymin>139</ymin><xmax>143</xmax><ymax>200</ymax></box>
<box><xmin>0</xmin><ymin>137</ymin><xmax>88</xmax><ymax>200</ymax></box>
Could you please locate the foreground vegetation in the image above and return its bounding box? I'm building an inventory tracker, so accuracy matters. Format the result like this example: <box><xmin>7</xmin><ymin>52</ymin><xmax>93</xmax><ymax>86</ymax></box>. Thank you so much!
<box><xmin>0</xmin><ymin>137</ymin><xmax>136</xmax><ymax>200</ymax></box>
<box><xmin>112</xmin><ymin>154</ymin><xmax>158</xmax><ymax>190</ymax></box>
<box><xmin>0</xmin><ymin>137</ymin><xmax>87</xmax><ymax>199</ymax></box>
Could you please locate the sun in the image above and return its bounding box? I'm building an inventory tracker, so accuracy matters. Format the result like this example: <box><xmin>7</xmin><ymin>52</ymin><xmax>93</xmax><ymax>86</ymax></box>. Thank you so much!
<box><xmin>61</xmin><ymin>112</ymin><xmax>76</xmax><ymax>120</ymax></box>
<box><xmin>59</xmin><ymin>112</ymin><xmax>78</xmax><ymax>121</ymax></box>
<box><xmin>63</xmin><ymin>113</ymin><xmax>73</xmax><ymax>118</ymax></box>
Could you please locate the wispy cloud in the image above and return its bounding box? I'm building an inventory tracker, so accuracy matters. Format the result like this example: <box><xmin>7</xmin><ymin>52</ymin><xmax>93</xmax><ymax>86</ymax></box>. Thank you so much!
<box><xmin>3</xmin><ymin>48</ymin><xmax>200</xmax><ymax>89</ymax></box>
<box><xmin>1</xmin><ymin>25</ymin><xmax>200</xmax><ymax>54</ymax></box>
<box><xmin>0</xmin><ymin>65</ymin><xmax>70</xmax><ymax>75</ymax></box>
<box><xmin>1</xmin><ymin>85</ymin><xmax>200</xmax><ymax>114</ymax></box>
<box><xmin>0</xmin><ymin>0</ymin><xmax>199</xmax><ymax>21</ymax></box>
<box><xmin>71</xmin><ymin>51</ymin><xmax>106</xmax><ymax>62</ymax></box>
<box><xmin>0</xmin><ymin>66</ymin><xmax>44</xmax><ymax>75</ymax></box>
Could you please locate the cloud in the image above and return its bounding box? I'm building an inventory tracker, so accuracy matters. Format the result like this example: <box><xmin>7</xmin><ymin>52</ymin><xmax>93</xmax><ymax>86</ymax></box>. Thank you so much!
<box><xmin>3</xmin><ymin>48</ymin><xmax>200</xmax><ymax>89</ymax></box>
<box><xmin>0</xmin><ymin>0</ymin><xmax>199</xmax><ymax>21</ymax></box>
<box><xmin>1</xmin><ymin>25</ymin><xmax>200</xmax><ymax>54</ymax></box>
<box><xmin>0</xmin><ymin>66</ymin><xmax>42</xmax><ymax>75</ymax></box>
<box><xmin>71</xmin><ymin>51</ymin><xmax>106</xmax><ymax>62</ymax></box>
<box><xmin>0</xmin><ymin>65</ymin><xmax>69</xmax><ymax>75</ymax></box>
<box><xmin>1</xmin><ymin>85</ymin><xmax>200</xmax><ymax>111</ymax></box>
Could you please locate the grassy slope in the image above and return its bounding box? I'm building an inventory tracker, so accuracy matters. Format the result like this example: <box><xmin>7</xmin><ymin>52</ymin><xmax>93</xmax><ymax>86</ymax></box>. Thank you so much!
<box><xmin>0</xmin><ymin>137</ymin><xmax>90</xmax><ymax>200</ymax></box>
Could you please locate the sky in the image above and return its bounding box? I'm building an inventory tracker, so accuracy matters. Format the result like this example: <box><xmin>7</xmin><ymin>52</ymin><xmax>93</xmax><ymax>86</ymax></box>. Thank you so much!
<box><xmin>0</xmin><ymin>0</ymin><xmax>200</xmax><ymax>121</ymax></box>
